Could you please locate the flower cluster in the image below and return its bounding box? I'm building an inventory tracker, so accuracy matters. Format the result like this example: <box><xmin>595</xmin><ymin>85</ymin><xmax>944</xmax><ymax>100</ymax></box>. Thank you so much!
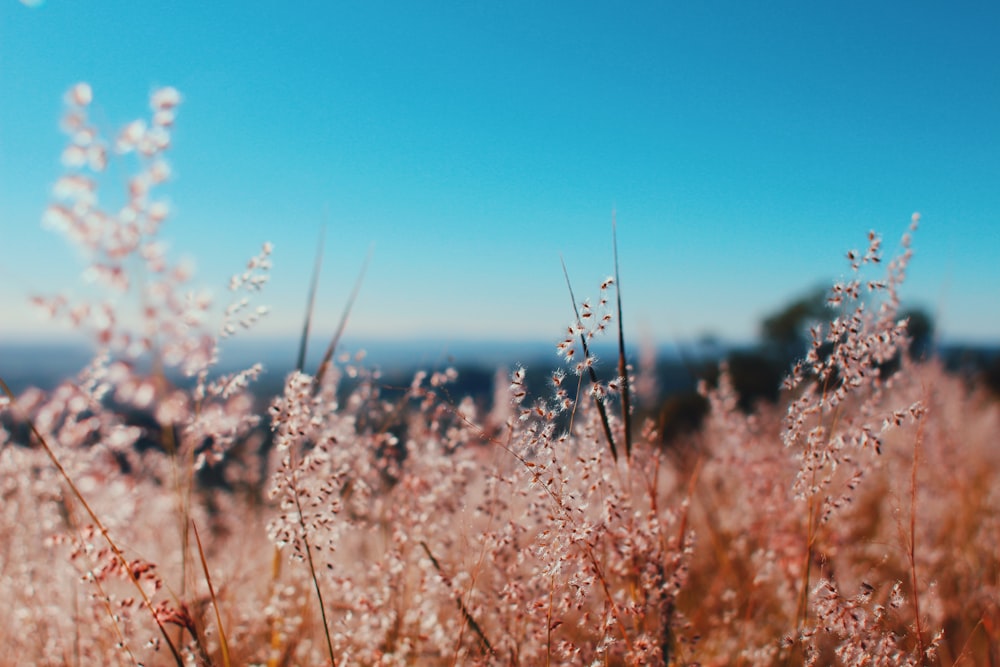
<box><xmin>0</xmin><ymin>86</ymin><xmax>997</xmax><ymax>666</ymax></box>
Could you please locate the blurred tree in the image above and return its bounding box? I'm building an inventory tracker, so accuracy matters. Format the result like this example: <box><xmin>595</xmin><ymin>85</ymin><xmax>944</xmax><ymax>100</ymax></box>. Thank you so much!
<box><xmin>899</xmin><ymin>307</ymin><xmax>935</xmax><ymax>359</ymax></box>
<box><xmin>655</xmin><ymin>291</ymin><xmax>942</xmax><ymax>452</ymax></box>
<box><xmin>725</xmin><ymin>351</ymin><xmax>786</xmax><ymax>408</ymax></box>
<box><xmin>760</xmin><ymin>286</ymin><xmax>829</xmax><ymax>358</ymax></box>
<box><xmin>983</xmin><ymin>354</ymin><xmax>1000</xmax><ymax>397</ymax></box>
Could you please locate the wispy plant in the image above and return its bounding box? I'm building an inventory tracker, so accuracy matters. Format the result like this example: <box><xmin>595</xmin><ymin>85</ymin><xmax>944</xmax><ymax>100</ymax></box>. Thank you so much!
<box><xmin>0</xmin><ymin>84</ymin><xmax>996</xmax><ymax>666</ymax></box>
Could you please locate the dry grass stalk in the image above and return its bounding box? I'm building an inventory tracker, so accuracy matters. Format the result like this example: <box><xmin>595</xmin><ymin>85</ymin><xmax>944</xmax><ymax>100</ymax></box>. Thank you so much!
<box><xmin>0</xmin><ymin>83</ymin><xmax>996</xmax><ymax>666</ymax></box>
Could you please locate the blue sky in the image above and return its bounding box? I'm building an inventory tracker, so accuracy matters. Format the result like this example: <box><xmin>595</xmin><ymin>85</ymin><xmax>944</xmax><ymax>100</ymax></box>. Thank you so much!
<box><xmin>1</xmin><ymin>1</ymin><xmax>998</xmax><ymax>350</ymax></box>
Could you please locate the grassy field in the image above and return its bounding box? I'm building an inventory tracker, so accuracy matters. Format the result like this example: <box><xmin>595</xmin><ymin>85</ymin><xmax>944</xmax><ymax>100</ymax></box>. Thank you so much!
<box><xmin>0</xmin><ymin>85</ymin><xmax>997</xmax><ymax>667</ymax></box>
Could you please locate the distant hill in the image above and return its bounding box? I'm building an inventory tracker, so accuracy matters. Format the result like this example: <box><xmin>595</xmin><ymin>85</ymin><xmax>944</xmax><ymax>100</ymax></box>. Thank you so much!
<box><xmin>1</xmin><ymin>337</ymin><xmax>996</xmax><ymax>401</ymax></box>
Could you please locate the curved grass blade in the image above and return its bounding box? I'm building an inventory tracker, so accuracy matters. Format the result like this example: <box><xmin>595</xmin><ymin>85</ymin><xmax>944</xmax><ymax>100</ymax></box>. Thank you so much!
<box><xmin>297</xmin><ymin>224</ymin><xmax>327</xmax><ymax>373</ymax></box>
<box><xmin>313</xmin><ymin>243</ymin><xmax>374</xmax><ymax>391</ymax></box>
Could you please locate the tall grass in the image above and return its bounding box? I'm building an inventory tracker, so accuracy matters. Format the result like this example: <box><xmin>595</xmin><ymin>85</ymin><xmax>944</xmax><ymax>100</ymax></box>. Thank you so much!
<box><xmin>0</xmin><ymin>84</ymin><xmax>997</xmax><ymax>666</ymax></box>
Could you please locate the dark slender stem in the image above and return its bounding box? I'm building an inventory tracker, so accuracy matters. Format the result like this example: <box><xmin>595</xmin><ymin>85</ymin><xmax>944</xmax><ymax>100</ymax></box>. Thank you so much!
<box><xmin>612</xmin><ymin>215</ymin><xmax>633</xmax><ymax>459</ymax></box>
<box><xmin>420</xmin><ymin>541</ymin><xmax>494</xmax><ymax>655</ymax></box>
<box><xmin>560</xmin><ymin>256</ymin><xmax>618</xmax><ymax>462</ymax></box>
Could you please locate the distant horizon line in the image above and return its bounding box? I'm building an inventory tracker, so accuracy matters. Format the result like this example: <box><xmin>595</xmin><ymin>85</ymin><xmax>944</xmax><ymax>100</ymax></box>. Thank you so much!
<box><xmin>2</xmin><ymin>333</ymin><xmax>996</xmax><ymax>397</ymax></box>
<box><xmin>2</xmin><ymin>332</ymin><xmax>998</xmax><ymax>353</ymax></box>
